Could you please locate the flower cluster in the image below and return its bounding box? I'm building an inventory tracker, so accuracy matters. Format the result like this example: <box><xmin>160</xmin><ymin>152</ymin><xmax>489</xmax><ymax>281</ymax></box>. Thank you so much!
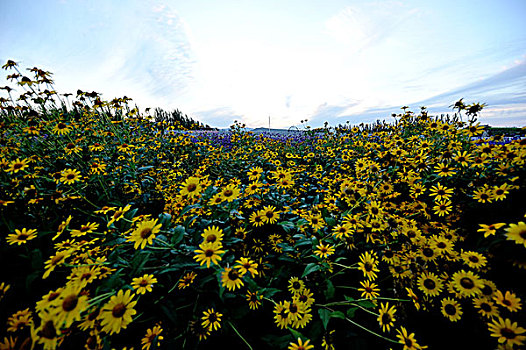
<box><xmin>1</xmin><ymin>60</ymin><xmax>525</xmax><ymax>349</ymax></box>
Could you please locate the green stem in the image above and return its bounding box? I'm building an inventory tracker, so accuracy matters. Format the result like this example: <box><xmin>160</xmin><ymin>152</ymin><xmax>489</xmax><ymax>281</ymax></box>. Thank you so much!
<box><xmin>228</xmin><ymin>321</ymin><xmax>253</xmax><ymax>350</ymax></box>
<box><xmin>323</xmin><ymin>306</ymin><xmax>398</xmax><ymax>344</ymax></box>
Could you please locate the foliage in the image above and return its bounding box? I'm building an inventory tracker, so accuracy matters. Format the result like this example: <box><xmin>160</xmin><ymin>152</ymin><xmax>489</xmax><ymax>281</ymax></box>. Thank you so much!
<box><xmin>1</xmin><ymin>60</ymin><xmax>526</xmax><ymax>350</ymax></box>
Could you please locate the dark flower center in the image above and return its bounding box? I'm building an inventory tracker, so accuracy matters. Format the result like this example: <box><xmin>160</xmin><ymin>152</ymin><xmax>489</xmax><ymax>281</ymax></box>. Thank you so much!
<box><xmin>112</xmin><ymin>303</ymin><xmax>127</xmax><ymax>318</ymax></box>
<box><xmin>500</xmin><ymin>328</ymin><xmax>516</xmax><ymax>340</ymax></box>
<box><xmin>423</xmin><ymin>248</ymin><xmax>434</xmax><ymax>257</ymax></box>
<box><xmin>204</xmin><ymin>249</ymin><xmax>214</xmax><ymax>257</ymax></box>
<box><xmin>444</xmin><ymin>304</ymin><xmax>456</xmax><ymax>315</ymax></box>
<box><xmin>62</xmin><ymin>294</ymin><xmax>78</xmax><ymax>312</ymax></box>
<box><xmin>140</xmin><ymin>228</ymin><xmax>152</xmax><ymax>239</ymax></box>
<box><xmin>228</xmin><ymin>269</ymin><xmax>239</xmax><ymax>280</ymax></box>
<box><xmin>39</xmin><ymin>320</ymin><xmax>56</xmax><ymax>339</ymax></box>
<box><xmin>460</xmin><ymin>277</ymin><xmax>474</xmax><ymax>289</ymax></box>
<box><xmin>187</xmin><ymin>183</ymin><xmax>197</xmax><ymax>192</ymax></box>
<box><xmin>423</xmin><ymin>279</ymin><xmax>436</xmax><ymax>290</ymax></box>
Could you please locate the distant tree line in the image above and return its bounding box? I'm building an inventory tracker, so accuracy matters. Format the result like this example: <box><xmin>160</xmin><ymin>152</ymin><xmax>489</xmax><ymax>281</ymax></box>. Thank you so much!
<box><xmin>151</xmin><ymin>107</ymin><xmax>216</xmax><ymax>131</ymax></box>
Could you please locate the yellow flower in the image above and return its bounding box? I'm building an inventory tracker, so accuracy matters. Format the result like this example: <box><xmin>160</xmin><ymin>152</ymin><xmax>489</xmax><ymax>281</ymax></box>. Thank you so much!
<box><xmin>128</xmin><ymin>219</ymin><xmax>162</xmax><ymax>249</ymax></box>
<box><xmin>60</xmin><ymin>168</ymin><xmax>82</xmax><ymax>184</ymax></box>
<box><xmin>477</xmin><ymin>223</ymin><xmax>506</xmax><ymax>238</ymax></box>
<box><xmin>131</xmin><ymin>274</ymin><xmax>158</xmax><ymax>295</ymax></box>
<box><xmin>377</xmin><ymin>302</ymin><xmax>397</xmax><ymax>332</ymax></box>
<box><xmin>235</xmin><ymin>257</ymin><xmax>258</xmax><ymax>277</ymax></box>
<box><xmin>6</xmin><ymin>158</ymin><xmax>29</xmax><ymax>174</ymax></box>
<box><xmin>314</xmin><ymin>242</ymin><xmax>335</xmax><ymax>259</ymax></box>
<box><xmin>99</xmin><ymin>289</ymin><xmax>138</xmax><ymax>335</ymax></box>
<box><xmin>506</xmin><ymin>222</ymin><xmax>526</xmax><ymax>248</ymax></box>
<box><xmin>141</xmin><ymin>324</ymin><xmax>163</xmax><ymax>350</ymax></box>
<box><xmin>193</xmin><ymin>241</ymin><xmax>225</xmax><ymax>268</ymax></box>
<box><xmin>221</xmin><ymin>267</ymin><xmax>245</xmax><ymax>291</ymax></box>
<box><xmin>288</xmin><ymin>337</ymin><xmax>314</xmax><ymax>350</ymax></box>
<box><xmin>201</xmin><ymin>308</ymin><xmax>222</xmax><ymax>332</ymax></box>
<box><xmin>6</xmin><ymin>228</ymin><xmax>38</xmax><ymax>245</ymax></box>
<box><xmin>487</xmin><ymin>317</ymin><xmax>526</xmax><ymax>347</ymax></box>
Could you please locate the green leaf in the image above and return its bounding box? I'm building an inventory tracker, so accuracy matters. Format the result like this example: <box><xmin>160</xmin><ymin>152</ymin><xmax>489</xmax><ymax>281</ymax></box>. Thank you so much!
<box><xmin>318</xmin><ymin>308</ymin><xmax>330</xmax><ymax>329</ymax></box>
<box><xmin>344</xmin><ymin>295</ymin><xmax>355</xmax><ymax>302</ymax></box>
<box><xmin>330</xmin><ymin>311</ymin><xmax>345</xmax><ymax>320</ymax></box>
<box><xmin>301</xmin><ymin>262</ymin><xmax>320</xmax><ymax>278</ymax></box>
<box><xmin>346</xmin><ymin>307</ymin><xmax>358</xmax><ymax>318</ymax></box>
<box><xmin>288</xmin><ymin>327</ymin><xmax>304</xmax><ymax>341</ymax></box>
<box><xmin>325</xmin><ymin>280</ymin><xmax>335</xmax><ymax>299</ymax></box>
<box><xmin>171</xmin><ymin>225</ymin><xmax>185</xmax><ymax>246</ymax></box>
<box><xmin>357</xmin><ymin>300</ymin><xmax>376</xmax><ymax>308</ymax></box>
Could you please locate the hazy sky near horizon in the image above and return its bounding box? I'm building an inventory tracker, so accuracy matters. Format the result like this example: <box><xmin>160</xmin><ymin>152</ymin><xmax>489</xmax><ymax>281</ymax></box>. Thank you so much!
<box><xmin>1</xmin><ymin>0</ymin><xmax>525</xmax><ymax>127</ymax></box>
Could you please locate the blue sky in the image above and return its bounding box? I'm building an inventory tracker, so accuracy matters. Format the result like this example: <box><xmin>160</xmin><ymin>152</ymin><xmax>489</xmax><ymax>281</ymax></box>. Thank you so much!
<box><xmin>1</xmin><ymin>0</ymin><xmax>525</xmax><ymax>127</ymax></box>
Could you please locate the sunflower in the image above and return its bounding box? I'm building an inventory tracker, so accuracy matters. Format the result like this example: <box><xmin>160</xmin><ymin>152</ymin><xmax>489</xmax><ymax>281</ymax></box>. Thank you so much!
<box><xmin>128</xmin><ymin>219</ymin><xmax>162</xmax><ymax>249</ymax></box>
<box><xmin>70</xmin><ymin>222</ymin><xmax>99</xmax><ymax>237</ymax></box>
<box><xmin>358</xmin><ymin>251</ymin><xmax>379</xmax><ymax>281</ymax></box>
<box><xmin>141</xmin><ymin>324</ymin><xmax>163</xmax><ymax>350</ymax></box>
<box><xmin>7</xmin><ymin>308</ymin><xmax>32</xmax><ymax>332</ymax></box>
<box><xmin>235</xmin><ymin>257</ymin><xmax>258</xmax><ymax>277</ymax></box>
<box><xmin>43</xmin><ymin>249</ymin><xmax>73</xmax><ymax>279</ymax></box>
<box><xmin>220</xmin><ymin>184</ymin><xmax>240</xmax><ymax>202</ymax></box>
<box><xmin>487</xmin><ymin>317</ymin><xmax>526</xmax><ymax>347</ymax></box>
<box><xmin>249</xmin><ymin>211</ymin><xmax>265</xmax><ymax>227</ymax></box>
<box><xmin>473</xmin><ymin>297</ymin><xmax>499</xmax><ymax>319</ymax></box>
<box><xmin>178</xmin><ymin>272</ymin><xmax>197</xmax><ymax>290</ymax></box>
<box><xmin>494</xmin><ymin>290</ymin><xmax>522</xmax><ymax>313</ymax></box>
<box><xmin>314</xmin><ymin>242</ymin><xmax>335</xmax><ymax>259</ymax></box>
<box><xmin>221</xmin><ymin>267</ymin><xmax>245</xmax><ymax>291</ymax></box>
<box><xmin>6</xmin><ymin>228</ymin><xmax>38</xmax><ymax>245</ymax></box>
<box><xmin>461</xmin><ymin>250</ymin><xmax>487</xmax><ymax>270</ymax></box>
<box><xmin>295</xmin><ymin>288</ymin><xmax>315</xmax><ymax>308</ymax></box>
<box><xmin>131</xmin><ymin>274</ymin><xmax>158</xmax><ymax>295</ymax></box>
<box><xmin>473</xmin><ymin>186</ymin><xmax>494</xmax><ymax>203</ymax></box>
<box><xmin>201</xmin><ymin>225</ymin><xmax>223</xmax><ymax>244</ymax></box>
<box><xmin>396</xmin><ymin>327</ymin><xmax>425</xmax><ymax>350</ymax></box>
<box><xmin>377</xmin><ymin>302</ymin><xmax>397</xmax><ymax>332</ymax></box>
<box><xmin>260</xmin><ymin>205</ymin><xmax>280</xmax><ymax>224</ymax></box>
<box><xmin>505</xmin><ymin>222</ymin><xmax>526</xmax><ymax>248</ymax></box>
<box><xmin>33</xmin><ymin>310</ymin><xmax>61</xmax><ymax>350</ymax></box>
<box><xmin>288</xmin><ymin>277</ymin><xmax>305</xmax><ymax>295</ymax></box>
<box><xmin>274</xmin><ymin>301</ymin><xmax>292</xmax><ymax>329</ymax></box>
<box><xmin>440</xmin><ymin>297</ymin><xmax>462</xmax><ymax>322</ymax></box>
<box><xmin>201</xmin><ymin>308</ymin><xmax>222</xmax><ymax>332</ymax></box>
<box><xmin>417</xmin><ymin>271</ymin><xmax>443</xmax><ymax>297</ymax></box>
<box><xmin>60</xmin><ymin>168</ymin><xmax>82</xmax><ymax>185</ymax></box>
<box><xmin>53</xmin><ymin>286</ymin><xmax>89</xmax><ymax>327</ymax></box>
<box><xmin>193</xmin><ymin>241</ymin><xmax>225</xmax><ymax>268</ymax></box>
<box><xmin>477</xmin><ymin>223</ymin><xmax>506</xmax><ymax>238</ymax></box>
<box><xmin>332</xmin><ymin>223</ymin><xmax>352</xmax><ymax>239</ymax></box>
<box><xmin>307</xmin><ymin>214</ymin><xmax>325</xmax><ymax>231</ymax></box>
<box><xmin>452</xmin><ymin>270</ymin><xmax>483</xmax><ymax>297</ymax></box>
<box><xmin>180</xmin><ymin>177</ymin><xmax>202</xmax><ymax>198</ymax></box>
<box><xmin>288</xmin><ymin>337</ymin><xmax>314</xmax><ymax>350</ymax></box>
<box><xmin>432</xmin><ymin>200</ymin><xmax>452</xmax><ymax>217</ymax></box>
<box><xmin>99</xmin><ymin>289</ymin><xmax>137</xmax><ymax>335</ymax></box>
<box><xmin>434</xmin><ymin>162</ymin><xmax>456</xmax><ymax>177</ymax></box>
<box><xmin>6</xmin><ymin>158</ymin><xmax>29</xmax><ymax>174</ymax></box>
<box><xmin>492</xmin><ymin>183</ymin><xmax>510</xmax><ymax>201</ymax></box>
<box><xmin>358</xmin><ymin>280</ymin><xmax>380</xmax><ymax>300</ymax></box>
<box><xmin>247</xmin><ymin>166</ymin><xmax>263</xmax><ymax>180</ymax></box>
<box><xmin>107</xmin><ymin>204</ymin><xmax>131</xmax><ymax>227</ymax></box>
<box><xmin>246</xmin><ymin>290</ymin><xmax>262</xmax><ymax>310</ymax></box>
<box><xmin>429</xmin><ymin>182</ymin><xmax>454</xmax><ymax>202</ymax></box>
<box><xmin>52</xmin><ymin>121</ymin><xmax>72</xmax><ymax>135</ymax></box>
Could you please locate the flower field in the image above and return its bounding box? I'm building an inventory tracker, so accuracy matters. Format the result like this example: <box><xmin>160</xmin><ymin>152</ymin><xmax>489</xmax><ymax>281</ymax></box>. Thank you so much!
<box><xmin>1</xmin><ymin>61</ymin><xmax>526</xmax><ymax>350</ymax></box>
